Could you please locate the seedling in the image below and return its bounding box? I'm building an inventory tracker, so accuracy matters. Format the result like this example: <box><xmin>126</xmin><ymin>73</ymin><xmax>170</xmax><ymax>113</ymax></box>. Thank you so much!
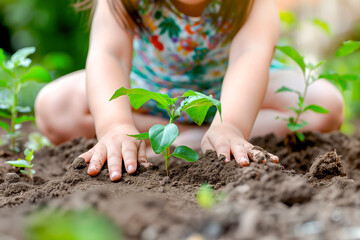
<box><xmin>6</xmin><ymin>148</ymin><xmax>35</xmax><ymax>182</ymax></box>
<box><xmin>276</xmin><ymin>41</ymin><xmax>360</xmax><ymax>141</ymax></box>
<box><xmin>0</xmin><ymin>47</ymin><xmax>51</xmax><ymax>151</ymax></box>
<box><xmin>196</xmin><ymin>183</ymin><xmax>226</xmax><ymax>209</ymax></box>
<box><xmin>275</xmin><ymin>46</ymin><xmax>330</xmax><ymax>141</ymax></box>
<box><xmin>110</xmin><ymin>87</ymin><xmax>221</xmax><ymax>174</ymax></box>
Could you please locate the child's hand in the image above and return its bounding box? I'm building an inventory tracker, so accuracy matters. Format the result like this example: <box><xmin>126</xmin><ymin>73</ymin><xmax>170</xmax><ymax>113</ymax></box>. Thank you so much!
<box><xmin>79</xmin><ymin>124</ymin><xmax>150</xmax><ymax>181</ymax></box>
<box><xmin>201</xmin><ymin>122</ymin><xmax>278</xmax><ymax>166</ymax></box>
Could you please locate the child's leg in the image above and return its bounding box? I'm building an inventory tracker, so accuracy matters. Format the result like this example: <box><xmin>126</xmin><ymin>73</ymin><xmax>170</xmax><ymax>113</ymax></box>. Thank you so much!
<box><xmin>250</xmin><ymin>69</ymin><xmax>344</xmax><ymax>137</ymax></box>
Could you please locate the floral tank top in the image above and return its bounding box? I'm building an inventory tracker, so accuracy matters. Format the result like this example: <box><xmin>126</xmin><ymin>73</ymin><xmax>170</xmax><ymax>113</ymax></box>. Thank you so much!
<box><xmin>130</xmin><ymin>0</ymin><xmax>230</xmax><ymax>122</ymax></box>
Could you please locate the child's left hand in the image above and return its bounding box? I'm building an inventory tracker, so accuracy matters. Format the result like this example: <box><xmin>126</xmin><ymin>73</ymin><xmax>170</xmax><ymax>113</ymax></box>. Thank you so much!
<box><xmin>201</xmin><ymin>122</ymin><xmax>279</xmax><ymax>166</ymax></box>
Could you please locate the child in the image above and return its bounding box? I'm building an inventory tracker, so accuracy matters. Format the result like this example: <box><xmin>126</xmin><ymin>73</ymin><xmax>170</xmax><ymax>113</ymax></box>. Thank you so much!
<box><xmin>35</xmin><ymin>0</ymin><xmax>343</xmax><ymax>182</ymax></box>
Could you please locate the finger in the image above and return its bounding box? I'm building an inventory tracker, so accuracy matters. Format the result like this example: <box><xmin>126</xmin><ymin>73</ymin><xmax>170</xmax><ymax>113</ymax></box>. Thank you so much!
<box><xmin>231</xmin><ymin>143</ymin><xmax>250</xmax><ymax>167</ymax></box>
<box><xmin>248</xmin><ymin>146</ymin><xmax>267</xmax><ymax>164</ymax></box>
<box><xmin>88</xmin><ymin>145</ymin><xmax>107</xmax><ymax>176</ymax></box>
<box><xmin>269</xmin><ymin>152</ymin><xmax>279</xmax><ymax>163</ymax></box>
<box><xmin>107</xmin><ymin>147</ymin><xmax>122</xmax><ymax>182</ymax></box>
<box><xmin>122</xmin><ymin>141</ymin><xmax>138</xmax><ymax>174</ymax></box>
<box><xmin>213</xmin><ymin>138</ymin><xmax>230</xmax><ymax>163</ymax></box>
<box><xmin>201</xmin><ymin>137</ymin><xmax>215</xmax><ymax>154</ymax></box>
<box><xmin>79</xmin><ymin>148</ymin><xmax>95</xmax><ymax>163</ymax></box>
<box><xmin>138</xmin><ymin>140</ymin><xmax>151</xmax><ymax>168</ymax></box>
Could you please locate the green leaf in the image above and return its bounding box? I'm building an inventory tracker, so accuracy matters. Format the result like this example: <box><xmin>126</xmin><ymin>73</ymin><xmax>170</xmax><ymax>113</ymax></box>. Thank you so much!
<box><xmin>279</xmin><ymin>11</ymin><xmax>296</xmax><ymax>25</ymax></box>
<box><xmin>0</xmin><ymin>79</ymin><xmax>8</xmax><ymax>87</ymax></box>
<box><xmin>276</xmin><ymin>46</ymin><xmax>306</xmax><ymax>74</ymax></box>
<box><xmin>176</xmin><ymin>96</ymin><xmax>213</xmax><ymax>125</ymax></box>
<box><xmin>275</xmin><ymin>86</ymin><xmax>299</xmax><ymax>94</ymax></box>
<box><xmin>0</xmin><ymin>49</ymin><xmax>5</xmax><ymax>64</ymax></box>
<box><xmin>110</xmin><ymin>87</ymin><xmax>170</xmax><ymax>110</ymax></box>
<box><xmin>24</xmin><ymin>149</ymin><xmax>34</xmax><ymax>162</ymax></box>
<box><xmin>11</xmin><ymin>47</ymin><xmax>36</xmax><ymax>68</ymax></box>
<box><xmin>307</xmin><ymin>61</ymin><xmax>326</xmax><ymax>70</ymax></box>
<box><xmin>171</xmin><ymin>146</ymin><xmax>199</xmax><ymax>162</ymax></box>
<box><xmin>6</xmin><ymin>160</ymin><xmax>31</xmax><ymax>168</ymax></box>
<box><xmin>304</xmin><ymin>104</ymin><xmax>329</xmax><ymax>114</ymax></box>
<box><xmin>311</xmin><ymin>18</ymin><xmax>332</xmax><ymax>35</ymax></box>
<box><xmin>286</xmin><ymin>107</ymin><xmax>301</xmax><ymax>114</ymax></box>
<box><xmin>15</xmin><ymin>115</ymin><xmax>35</xmax><ymax>124</ymax></box>
<box><xmin>20</xmin><ymin>169</ymin><xmax>29</xmax><ymax>175</ymax></box>
<box><xmin>336</xmin><ymin>40</ymin><xmax>360</xmax><ymax>57</ymax></box>
<box><xmin>295</xmin><ymin>132</ymin><xmax>305</xmax><ymax>141</ymax></box>
<box><xmin>20</xmin><ymin>66</ymin><xmax>51</xmax><ymax>84</ymax></box>
<box><xmin>149</xmin><ymin>124</ymin><xmax>178</xmax><ymax>154</ymax></box>
<box><xmin>196</xmin><ymin>184</ymin><xmax>216</xmax><ymax>209</ymax></box>
<box><xmin>181</xmin><ymin>90</ymin><xmax>222</xmax><ymax>124</ymax></box>
<box><xmin>0</xmin><ymin>110</ymin><xmax>11</xmax><ymax>118</ymax></box>
<box><xmin>0</xmin><ymin>120</ymin><xmax>10</xmax><ymax>132</ymax></box>
<box><xmin>287</xmin><ymin>122</ymin><xmax>305</xmax><ymax>132</ymax></box>
<box><xmin>127</xmin><ymin>132</ymin><xmax>150</xmax><ymax>140</ymax></box>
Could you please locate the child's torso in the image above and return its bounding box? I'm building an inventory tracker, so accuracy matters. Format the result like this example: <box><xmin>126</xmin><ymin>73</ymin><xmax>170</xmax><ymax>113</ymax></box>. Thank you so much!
<box><xmin>131</xmin><ymin>0</ymin><xmax>231</xmax><ymax>98</ymax></box>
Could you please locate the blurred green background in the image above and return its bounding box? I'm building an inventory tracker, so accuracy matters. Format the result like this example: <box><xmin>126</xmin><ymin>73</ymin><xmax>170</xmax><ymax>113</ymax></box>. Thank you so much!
<box><xmin>0</xmin><ymin>0</ymin><xmax>359</xmax><ymax>134</ymax></box>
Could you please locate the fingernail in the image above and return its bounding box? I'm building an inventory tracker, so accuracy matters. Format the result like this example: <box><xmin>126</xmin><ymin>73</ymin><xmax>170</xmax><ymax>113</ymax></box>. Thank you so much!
<box><xmin>111</xmin><ymin>171</ymin><xmax>121</xmax><ymax>181</ymax></box>
<box><xmin>224</xmin><ymin>158</ymin><xmax>230</xmax><ymax>163</ymax></box>
<box><xmin>240</xmin><ymin>157</ymin><xmax>249</xmax><ymax>167</ymax></box>
<box><xmin>128</xmin><ymin>165</ymin><xmax>135</xmax><ymax>173</ymax></box>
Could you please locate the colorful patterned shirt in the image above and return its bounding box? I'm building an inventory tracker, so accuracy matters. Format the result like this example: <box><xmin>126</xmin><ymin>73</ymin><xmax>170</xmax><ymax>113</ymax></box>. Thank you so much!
<box><xmin>130</xmin><ymin>0</ymin><xmax>230</xmax><ymax>122</ymax></box>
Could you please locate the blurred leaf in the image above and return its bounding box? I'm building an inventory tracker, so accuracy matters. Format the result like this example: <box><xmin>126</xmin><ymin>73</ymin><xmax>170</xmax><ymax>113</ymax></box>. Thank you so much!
<box><xmin>276</xmin><ymin>46</ymin><xmax>306</xmax><ymax>74</ymax></box>
<box><xmin>127</xmin><ymin>132</ymin><xmax>149</xmax><ymax>140</ymax></box>
<box><xmin>11</xmin><ymin>47</ymin><xmax>35</xmax><ymax>68</ymax></box>
<box><xmin>6</xmin><ymin>159</ymin><xmax>31</xmax><ymax>168</ymax></box>
<box><xmin>279</xmin><ymin>11</ymin><xmax>296</xmax><ymax>25</ymax></box>
<box><xmin>311</xmin><ymin>18</ymin><xmax>332</xmax><ymax>35</ymax></box>
<box><xmin>20</xmin><ymin>66</ymin><xmax>51</xmax><ymax>84</ymax></box>
<box><xmin>275</xmin><ymin>86</ymin><xmax>299</xmax><ymax>94</ymax></box>
<box><xmin>196</xmin><ymin>184</ymin><xmax>215</xmax><ymax>209</ymax></box>
<box><xmin>336</xmin><ymin>40</ymin><xmax>360</xmax><ymax>57</ymax></box>
<box><xmin>295</xmin><ymin>132</ymin><xmax>305</xmax><ymax>141</ymax></box>
<box><xmin>0</xmin><ymin>120</ymin><xmax>10</xmax><ymax>132</ymax></box>
<box><xmin>15</xmin><ymin>115</ymin><xmax>35</xmax><ymax>124</ymax></box>
<box><xmin>287</xmin><ymin>122</ymin><xmax>304</xmax><ymax>132</ymax></box>
<box><xmin>304</xmin><ymin>105</ymin><xmax>329</xmax><ymax>114</ymax></box>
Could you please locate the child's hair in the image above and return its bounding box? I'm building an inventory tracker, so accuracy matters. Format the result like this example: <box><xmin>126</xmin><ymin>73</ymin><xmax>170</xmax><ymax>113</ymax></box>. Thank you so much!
<box><xmin>75</xmin><ymin>0</ymin><xmax>254</xmax><ymax>43</ymax></box>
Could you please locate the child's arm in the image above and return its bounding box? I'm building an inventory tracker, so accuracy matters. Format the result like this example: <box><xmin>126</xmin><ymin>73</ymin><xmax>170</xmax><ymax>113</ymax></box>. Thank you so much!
<box><xmin>79</xmin><ymin>0</ymin><xmax>147</xmax><ymax>181</ymax></box>
<box><xmin>202</xmin><ymin>0</ymin><xmax>279</xmax><ymax>165</ymax></box>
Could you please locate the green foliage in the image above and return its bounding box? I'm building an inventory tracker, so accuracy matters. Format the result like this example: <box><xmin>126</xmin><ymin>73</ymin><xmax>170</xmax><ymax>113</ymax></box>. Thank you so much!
<box><xmin>111</xmin><ymin>87</ymin><xmax>222</xmax><ymax>174</ymax></box>
<box><xmin>336</xmin><ymin>40</ymin><xmax>360</xmax><ymax>57</ymax></box>
<box><xmin>26</xmin><ymin>207</ymin><xmax>122</xmax><ymax>240</ymax></box>
<box><xmin>6</xmin><ymin>148</ymin><xmax>35</xmax><ymax>180</ymax></box>
<box><xmin>0</xmin><ymin>47</ymin><xmax>51</xmax><ymax>151</ymax></box>
<box><xmin>196</xmin><ymin>184</ymin><xmax>226</xmax><ymax>209</ymax></box>
<box><xmin>0</xmin><ymin>0</ymin><xmax>89</xmax><ymax>77</ymax></box>
<box><xmin>25</xmin><ymin>132</ymin><xmax>53</xmax><ymax>151</ymax></box>
<box><xmin>311</xmin><ymin>18</ymin><xmax>332</xmax><ymax>36</ymax></box>
<box><xmin>275</xmin><ymin>46</ymin><xmax>330</xmax><ymax>141</ymax></box>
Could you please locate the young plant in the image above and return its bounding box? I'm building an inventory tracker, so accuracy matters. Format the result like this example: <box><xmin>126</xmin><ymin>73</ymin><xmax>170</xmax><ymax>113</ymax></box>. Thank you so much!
<box><xmin>0</xmin><ymin>47</ymin><xmax>51</xmax><ymax>151</ymax></box>
<box><xmin>196</xmin><ymin>183</ymin><xmax>226</xmax><ymax>209</ymax></box>
<box><xmin>276</xmin><ymin>42</ymin><xmax>360</xmax><ymax>141</ymax></box>
<box><xmin>6</xmin><ymin>148</ymin><xmax>35</xmax><ymax>181</ymax></box>
<box><xmin>110</xmin><ymin>87</ymin><xmax>221</xmax><ymax>174</ymax></box>
<box><xmin>275</xmin><ymin>46</ymin><xmax>330</xmax><ymax>141</ymax></box>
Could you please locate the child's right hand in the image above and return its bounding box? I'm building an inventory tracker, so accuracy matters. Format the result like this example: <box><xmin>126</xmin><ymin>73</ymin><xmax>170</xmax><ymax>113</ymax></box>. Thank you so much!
<box><xmin>79</xmin><ymin>124</ymin><xmax>149</xmax><ymax>182</ymax></box>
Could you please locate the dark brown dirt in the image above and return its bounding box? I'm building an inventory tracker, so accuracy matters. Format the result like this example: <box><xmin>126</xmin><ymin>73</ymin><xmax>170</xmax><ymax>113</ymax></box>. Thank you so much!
<box><xmin>1</xmin><ymin>131</ymin><xmax>360</xmax><ymax>240</ymax></box>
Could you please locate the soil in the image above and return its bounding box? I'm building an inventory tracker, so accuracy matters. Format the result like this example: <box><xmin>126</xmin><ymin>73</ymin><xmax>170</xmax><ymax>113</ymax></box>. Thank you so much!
<box><xmin>1</xmin><ymin>131</ymin><xmax>360</xmax><ymax>240</ymax></box>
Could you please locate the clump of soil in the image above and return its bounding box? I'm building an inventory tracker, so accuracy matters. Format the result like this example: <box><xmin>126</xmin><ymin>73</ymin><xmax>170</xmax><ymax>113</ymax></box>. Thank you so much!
<box><xmin>308</xmin><ymin>151</ymin><xmax>345</xmax><ymax>179</ymax></box>
<box><xmin>1</xmin><ymin>131</ymin><xmax>360</xmax><ymax>240</ymax></box>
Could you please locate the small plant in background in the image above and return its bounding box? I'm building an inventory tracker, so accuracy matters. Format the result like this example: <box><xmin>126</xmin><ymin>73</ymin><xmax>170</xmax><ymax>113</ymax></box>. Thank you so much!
<box><xmin>25</xmin><ymin>132</ymin><xmax>53</xmax><ymax>151</ymax></box>
<box><xmin>110</xmin><ymin>87</ymin><xmax>222</xmax><ymax>175</ymax></box>
<box><xmin>0</xmin><ymin>47</ymin><xmax>51</xmax><ymax>151</ymax></box>
<box><xmin>276</xmin><ymin>41</ymin><xmax>360</xmax><ymax>141</ymax></box>
<box><xmin>6</xmin><ymin>148</ymin><xmax>35</xmax><ymax>182</ymax></box>
<box><xmin>196</xmin><ymin>184</ymin><xmax>226</xmax><ymax>209</ymax></box>
<box><xmin>26</xmin><ymin>207</ymin><xmax>123</xmax><ymax>240</ymax></box>
<box><xmin>275</xmin><ymin>46</ymin><xmax>330</xmax><ymax>141</ymax></box>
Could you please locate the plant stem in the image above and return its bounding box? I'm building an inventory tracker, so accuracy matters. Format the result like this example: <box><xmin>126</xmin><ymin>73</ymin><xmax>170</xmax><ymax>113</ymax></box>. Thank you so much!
<box><xmin>294</xmin><ymin>70</ymin><xmax>312</xmax><ymax>125</ymax></box>
<box><xmin>10</xmin><ymin>70</ymin><xmax>18</xmax><ymax>151</ymax></box>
